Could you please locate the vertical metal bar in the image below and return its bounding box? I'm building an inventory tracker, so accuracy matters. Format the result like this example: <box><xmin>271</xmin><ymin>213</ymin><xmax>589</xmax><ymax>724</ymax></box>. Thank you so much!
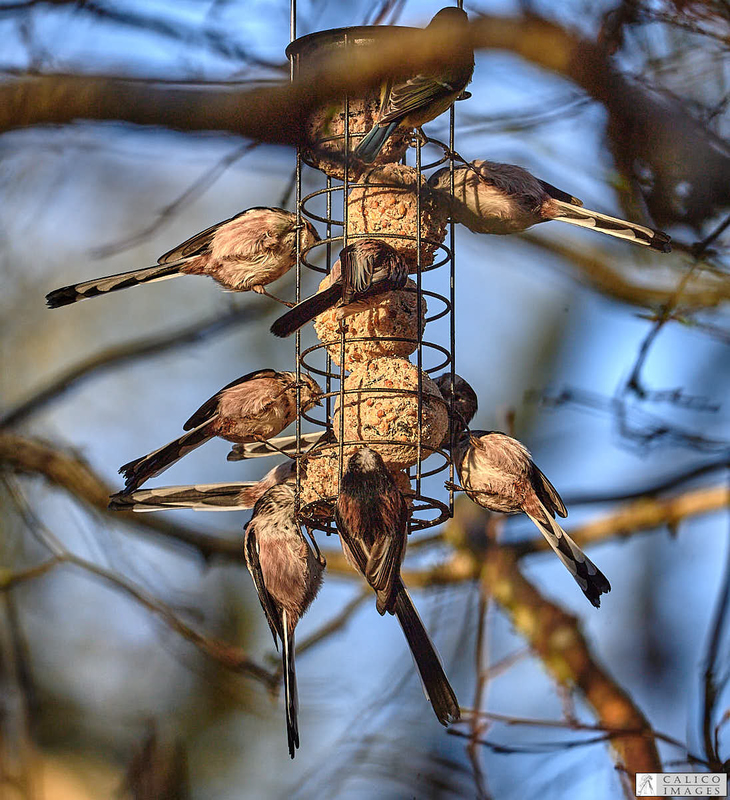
<box><xmin>448</xmin><ymin>0</ymin><xmax>459</xmax><ymax>516</ymax></box>
<box><xmin>325</xmin><ymin>174</ymin><xmax>333</xmax><ymax>439</ymax></box>
<box><xmin>448</xmin><ymin>103</ymin><xmax>456</xmax><ymax>517</ymax></box>
<box><xmin>414</xmin><ymin>137</ymin><xmax>423</xmax><ymax>533</ymax></box>
<box><xmin>338</xmin><ymin>33</ymin><xmax>350</xmax><ymax>495</ymax></box>
<box><xmin>289</xmin><ymin>0</ymin><xmax>302</xmax><ymax>510</ymax></box>
<box><xmin>324</xmin><ymin>173</ymin><xmax>334</xmax><ymax>533</ymax></box>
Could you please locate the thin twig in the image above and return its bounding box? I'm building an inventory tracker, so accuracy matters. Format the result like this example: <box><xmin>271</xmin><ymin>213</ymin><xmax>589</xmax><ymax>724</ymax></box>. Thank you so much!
<box><xmin>6</xmin><ymin>486</ymin><xmax>275</xmax><ymax>689</ymax></box>
<box><xmin>91</xmin><ymin>141</ymin><xmax>260</xmax><ymax>259</ymax></box>
<box><xmin>1</xmin><ymin>303</ymin><xmax>266</xmax><ymax>429</ymax></box>
<box><xmin>700</xmin><ymin>485</ymin><xmax>730</xmax><ymax>770</ymax></box>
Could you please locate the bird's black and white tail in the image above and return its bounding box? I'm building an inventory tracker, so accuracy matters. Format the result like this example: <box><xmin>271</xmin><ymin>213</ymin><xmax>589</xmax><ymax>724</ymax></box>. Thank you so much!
<box><xmin>227</xmin><ymin>431</ymin><xmax>325</xmax><ymax>461</ymax></box>
<box><xmin>108</xmin><ymin>481</ymin><xmax>259</xmax><ymax>512</ymax></box>
<box><xmin>118</xmin><ymin>418</ymin><xmax>216</xmax><ymax>494</ymax></box>
<box><xmin>550</xmin><ymin>199</ymin><xmax>671</xmax><ymax>252</ymax></box>
<box><xmin>282</xmin><ymin>611</ymin><xmax>299</xmax><ymax>759</ymax></box>
<box><xmin>270</xmin><ymin>283</ymin><xmax>341</xmax><ymax>338</ymax></box>
<box><xmin>46</xmin><ymin>261</ymin><xmax>189</xmax><ymax>308</ymax></box>
<box><xmin>393</xmin><ymin>582</ymin><xmax>460</xmax><ymax>726</ymax></box>
<box><xmin>525</xmin><ymin>501</ymin><xmax>611</xmax><ymax>608</ymax></box>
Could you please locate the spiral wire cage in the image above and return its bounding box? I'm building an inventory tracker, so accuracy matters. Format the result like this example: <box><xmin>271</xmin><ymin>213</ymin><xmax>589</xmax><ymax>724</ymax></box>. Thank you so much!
<box><xmin>286</xmin><ymin>4</ymin><xmax>462</xmax><ymax>537</ymax></box>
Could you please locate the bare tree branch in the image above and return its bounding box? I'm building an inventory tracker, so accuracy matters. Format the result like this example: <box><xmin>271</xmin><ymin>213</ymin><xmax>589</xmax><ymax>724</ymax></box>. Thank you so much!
<box><xmin>1</xmin><ymin>12</ymin><xmax>728</xmax><ymax>228</ymax></box>
<box><xmin>478</xmin><ymin>542</ymin><xmax>662</xmax><ymax>779</ymax></box>
<box><xmin>5</xmin><ymin>483</ymin><xmax>276</xmax><ymax>689</ymax></box>
<box><xmin>514</xmin><ymin>485</ymin><xmax>730</xmax><ymax>557</ymax></box>
<box><xmin>0</xmin><ymin>434</ymin><xmax>242</xmax><ymax>561</ymax></box>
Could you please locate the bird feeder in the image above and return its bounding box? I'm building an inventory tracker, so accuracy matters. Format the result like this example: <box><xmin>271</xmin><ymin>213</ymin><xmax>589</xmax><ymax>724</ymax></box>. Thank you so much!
<box><xmin>287</xmin><ymin>17</ymin><xmax>460</xmax><ymax>533</ymax></box>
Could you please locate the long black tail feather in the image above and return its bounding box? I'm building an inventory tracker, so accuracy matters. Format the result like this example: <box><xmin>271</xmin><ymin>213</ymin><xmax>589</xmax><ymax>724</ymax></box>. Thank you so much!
<box><xmin>118</xmin><ymin>420</ymin><xmax>215</xmax><ymax>494</ymax></box>
<box><xmin>108</xmin><ymin>481</ymin><xmax>257</xmax><ymax>512</ymax></box>
<box><xmin>282</xmin><ymin>613</ymin><xmax>299</xmax><ymax>759</ymax></box>
<box><xmin>393</xmin><ymin>582</ymin><xmax>460</xmax><ymax>726</ymax></box>
<box><xmin>46</xmin><ymin>262</ymin><xmax>186</xmax><ymax>308</ymax></box>
<box><xmin>270</xmin><ymin>283</ymin><xmax>341</xmax><ymax>338</ymax></box>
<box><xmin>527</xmin><ymin>510</ymin><xmax>611</xmax><ymax>608</ymax></box>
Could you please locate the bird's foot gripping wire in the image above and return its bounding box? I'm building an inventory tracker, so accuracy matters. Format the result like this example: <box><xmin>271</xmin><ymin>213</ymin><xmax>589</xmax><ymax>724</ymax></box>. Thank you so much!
<box><xmin>304</xmin><ymin>525</ymin><xmax>327</xmax><ymax>567</ymax></box>
<box><xmin>252</xmin><ymin>285</ymin><xmax>294</xmax><ymax>308</ymax></box>
<box><xmin>444</xmin><ymin>480</ymin><xmax>465</xmax><ymax>493</ymax></box>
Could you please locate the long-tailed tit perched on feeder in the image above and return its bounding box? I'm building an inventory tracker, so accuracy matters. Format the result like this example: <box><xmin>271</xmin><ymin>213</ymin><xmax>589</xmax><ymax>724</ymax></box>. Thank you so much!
<box><xmin>243</xmin><ymin>482</ymin><xmax>324</xmax><ymax>758</ymax></box>
<box><xmin>118</xmin><ymin>369</ymin><xmax>322</xmax><ymax>494</ymax></box>
<box><xmin>270</xmin><ymin>239</ymin><xmax>408</xmax><ymax>338</ymax></box>
<box><xmin>335</xmin><ymin>447</ymin><xmax>460</xmax><ymax>725</ymax></box>
<box><xmin>109</xmin><ymin>461</ymin><xmax>295</xmax><ymax>512</ymax></box>
<box><xmin>46</xmin><ymin>208</ymin><xmax>319</xmax><ymax>307</ymax></box>
<box><xmin>354</xmin><ymin>8</ymin><xmax>474</xmax><ymax>163</ymax></box>
<box><xmin>451</xmin><ymin>429</ymin><xmax>611</xmax><ymax>607</ymax></box>
<box><xmin>429</xmin><ymin>160</ymin><xmax>671</xmax><ymax>252</ymax></box>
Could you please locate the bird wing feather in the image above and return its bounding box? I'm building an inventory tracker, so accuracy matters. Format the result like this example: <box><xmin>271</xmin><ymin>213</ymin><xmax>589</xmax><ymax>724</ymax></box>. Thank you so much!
<box><xmin>243</xmin><ymin>523</ymin><xmax>283</xmax><ymax>646</ymax></box>
<box><xmin>341</xmin><ymin>245</ymin><xmax>375</xmax><ymax>298</ymax></box>
<box><xmin>536</xmin><ymin>179</ymin><xmax>582</xmax><ymax>206</ymax></box>
<box><xmin>183</xmin><ymin>369</ymin><xmax>281</xmax><ymax>431</ymax></box>
<box><xmin>157</xmin><ymin>214</ymin><xmax>240</xmax><ymax>263</ymax></box>
<box><xmin>334</xmin><ymin>495</ymin><xmax>370</xmax><ymax>574</ymax></box>
<box><xmin>364</xmin><ymin>489</ymin><xmax>408</xmax><ymax>598</ymax></box>
<box><xmin>532</xmin><ymin>464</ymin><xmax>568</xmax><ymax>518</ymax></box>
<box><xmin>378</xmin><ymin>74</ymin><xmax>454</xmax><ymax>125</ymax></box>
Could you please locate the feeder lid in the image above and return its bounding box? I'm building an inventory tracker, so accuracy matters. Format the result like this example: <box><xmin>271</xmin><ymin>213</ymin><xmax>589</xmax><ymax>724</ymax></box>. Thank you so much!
<box><xmin>286</xmin><ymin>25</ymin><xmax>417</xmax><ymax>63</ymax></box>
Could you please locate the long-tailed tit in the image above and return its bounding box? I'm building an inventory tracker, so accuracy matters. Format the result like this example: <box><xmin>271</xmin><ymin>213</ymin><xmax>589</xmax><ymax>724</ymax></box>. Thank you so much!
<box><xmin>429</xmin><ymin>160</ymin><xmax>671</xmax><ymax>252</ymax></box>
<box><xmin>109</xmin><ymin>461</ymin><xmax>295</xmax><ymax>512</ymax></box>
<box><xmin>270</xmin><ymin>240</ymin><xmax>408</xmax><ymax>338</ymax></box>
<box><xmin>355</xmin><ymin>8</ymin><xmax>474</xmax><ymax>163</ymax></box>
<box><xmin>451</xmin><ymin>430</ymin><xmax>611</xmax><ymax>607</ymax></box>
<box><xmin>46</xmin><ymin>208</ymin><xmax>319</xmax><ymax>307</ymax></box>
<box><xmin>118</xmin><ymin>370</ymin><xmax>322</xmax><ymax>493</ymax></box>
<box><xmin>335</xmin><ymin>447</ymin><xmax>460</xmax><ymax>725</ymax></box>
<box><xmin>243</xmin><ymin>482</ymin><xmax>324</xmax><ymax>758</ymax></box>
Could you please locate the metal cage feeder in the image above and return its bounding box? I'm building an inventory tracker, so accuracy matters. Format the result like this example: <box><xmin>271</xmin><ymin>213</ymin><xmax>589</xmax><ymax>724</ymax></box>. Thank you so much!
<box><xmin>286</xmin><ymin>15</ymin><xmax>460</xmax><ymax>537</ymax></box>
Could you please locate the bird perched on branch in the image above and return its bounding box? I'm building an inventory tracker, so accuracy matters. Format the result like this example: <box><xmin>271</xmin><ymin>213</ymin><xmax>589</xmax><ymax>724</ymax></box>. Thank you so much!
<box><xmin>243</xmin><ymin>482</ymin><xmax>324</xmax><ymax>758</ymax></box>
<box><xmin>46</xmin><ymin>208</ymin><xmax>319</xmax><ymax>307</ymax></box>
<box><xmin>451</xmin><ymin>430</ymin><xmax>611</xmax><ymax>607</ymax></box>
<box><xmin>118</xmin><ymin>369</ymin><xmax>322</xmax><ymax>493</ymax></box>
<box><xmin>335</xmin><ymin>447</ymin><xmax>460</xmax><ymax>725</ymax></box>
<box><xmin>270</xmin><ymin>239</ymin><xmax>408</xmax><ymax>337</ymax></box>
<box><xmin>428</xmin><ymin>160</ymin><xmax>672</xmax><ymax>252</ymax></box>
<box><xmin>109</xmin><ymin>461</ymin><xmax>295</xmax><ymax>512</ymax></box>
<box><xmin>354</xmin><ymin>7</ymin><xmax>474</xmax><ymax>163</ymax></box>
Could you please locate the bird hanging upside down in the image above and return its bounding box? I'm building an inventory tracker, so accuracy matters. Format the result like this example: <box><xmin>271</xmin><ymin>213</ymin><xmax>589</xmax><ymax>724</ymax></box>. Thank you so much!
<box><xmin>451</xmin><ymin>429</ymin><xmax>611</xmax><ymax>607</ymax></box>
<box><xmin>243</xmin><ymin>482</ymin><xmax>325</xmax><ymax>758</ymax></box>
<box><xmin>270</xmin><ymin>239</ymin><xmax>409</xmax><ymax>337</ymax></box>
<box><xmin>335</xmin><ymin>447</ymin><xmax>460</xmax><ymax>725</ymax></box>
<box><xmin>117</xmin><ymin>369</ymin><xmax>321</xmax><ymax>494</ymax></box>
<box><xmin>429</xmin><ymin>160</ymin><xmax>671</xmax><ymax>252</ymax></box>
<box><xmin>46</xmin><ymin>207</ymin><xmax>319</xmax><ymax>307</ymax></box>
